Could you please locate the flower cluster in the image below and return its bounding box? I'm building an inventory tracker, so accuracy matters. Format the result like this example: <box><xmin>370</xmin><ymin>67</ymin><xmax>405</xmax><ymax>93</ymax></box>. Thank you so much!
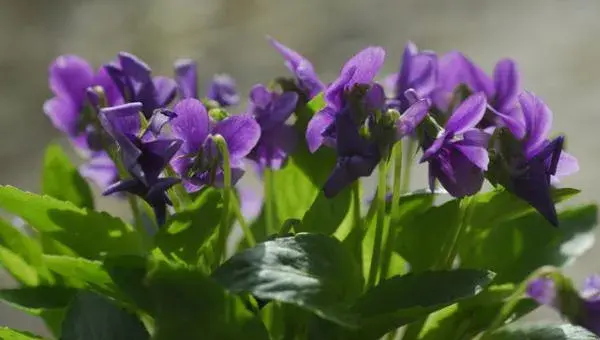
<box><xmin>44</xmin><ymin>38</ymin><xmax>578</xmax><ymax>227</ymax></box>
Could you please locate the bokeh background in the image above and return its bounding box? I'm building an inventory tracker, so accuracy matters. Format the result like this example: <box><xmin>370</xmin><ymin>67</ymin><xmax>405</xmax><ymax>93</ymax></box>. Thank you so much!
<box><xmin>1</xmin><ymin>0</ymin><xmax>599</xmax><ymax>335</ymax></box>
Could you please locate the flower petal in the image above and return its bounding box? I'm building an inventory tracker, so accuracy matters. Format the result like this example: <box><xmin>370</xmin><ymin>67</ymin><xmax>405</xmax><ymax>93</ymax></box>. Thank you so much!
<box><xmin>153</xmin><ymin>76</ymin><xmax>177</xmax><ymax>108</ymax></box>
<box><xmin>79</xmin><ymin>154</ymin><xmax>117</xmax><ymax>190</ymax></box>
<box><xmin>453</xmin><ymin>130</ymin><xmax>490</xmax><ymax>170</ymax></box>
<box><xmin>249</xmin><ymin>124</ymin><xmax>297</xmax><ymax>170</ymax></box>
<box><xmin>341</xmin><ymin>46</ymin><xmax>386</xmax><ymax>86</ymax></box>
<box><xmin>213</xmin><ymin>115</ymin><xmax>261</xmax><ymax>160</ymax></box>
<box><xmin>99</xmin><ymin>102</ymin><xmax>142</xmax><ymax>137</ymax></box>
<box><xmin>93</xmin><ymin>66</ymin><xmax>123</xmax><ymax>107</ymax></box>
<box><xmin>171</xmin><ymin>99</ymin><xmax>210</xmax><ymax>154</ymax></box>
<box><xmin>118</xmin><ymin>52</ymin><xmax>152</xmax><ymax>84</ymax></box>
<box><xmin>493</xmin><ymin>59</ymin><xmax>520</xmax><ymax>113</ymax></box>
<box><xmin>445</xmin><ymin>92</ymin><xmax>487</xmax><ymax>135</ymax></box>
<box><xmin>555</xmin><ymin>151</ymin><xmax>579</xmax><ymax>178</ymax></box>
<box><xmin>519</xmin><ymin>91</ymin><xmax>553</xmax><ymax>156</ymax></box>
<box><xmin>429</xmin><ymin>146</ymin><xmax>485</xmax><ymax>198</ymax></box>
<box><xmin>306</xmin><ymin>109</ymin><xmax>335</xmax><ymax>153</ymax></box>
<box><xmin>174</xmin><ymin>59</ymin><xmax>198</xmax><ymax>99</ymax></box>
<box><xmin>43</xmin><ymin>97</ymin><xmax>79</xmax><ymax>136</ymax></box>
<box><xmin>49</xmin><ymin>55</ymin><xmax>94</xmax><ymax>104</ymax></box>
<box><xmin>263</xmin><ymin>92</ymin><xmax>298</xmax><ymax>129</ymax></box>
<box><xmin>526</xmin><ymin>277</ymin><xmax>556</xmax><ymax>306</ymax></box>
<box><xmin>249</xmin><ymin>84</ymin><xmax>272</xmax><ymax>109</ymax></box>
<box><xmin>397</xmin><ymin>99</ymin><xmax>429</xmax><ymax>138</ymax></box>
<box><xmin>207</xmin><ymin>74</ymin><xmax>240</xmax><ymax>107</ymax></box>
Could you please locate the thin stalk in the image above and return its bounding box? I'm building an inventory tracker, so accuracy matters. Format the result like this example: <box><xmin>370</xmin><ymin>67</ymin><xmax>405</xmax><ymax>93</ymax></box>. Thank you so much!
<box><xmin>165</xmin><ymin>165</ymin><xmax>192</xmax><ymax>210</ymax></box>
<box><xmin>400</xmin><ymin>139</ymin><xmax>417</xmax><ymax>194</ymax></box>
<box><xmin>366</xmin><ymin>161</ymin><xmax>388</xmax><ymax>289</ymax></box>
<box><xmin>263</xmin><ymin>168</ymin><xmax>276</xmax><ymax>236</ymax></box>
<box><xmin>212</xmin><ymin>135</ymin><xmax>232</xmax><ymax>263</ymax></box>
<box><xmin>380</xmin><ymin>141</ymin><xmax>403</xmax><ymax>281</ymax></box>
<box><xmin>231</xmin><ymin>194</ymin><xmax>256</xmax><ymax>247</ymax></box>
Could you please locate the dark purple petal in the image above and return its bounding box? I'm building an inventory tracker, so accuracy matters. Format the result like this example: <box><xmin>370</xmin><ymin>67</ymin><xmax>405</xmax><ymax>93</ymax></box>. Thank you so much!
<box><xmin>260</xmin><ymin>92</ymin><xmax>298</xmax><ymax>130</ymax></box>
<box><xmin>421</xmin><ymin>132</ymin><xmax>448</xmax><ymax>162</ymax></box>
<box><xmin>248</xmin><ymin>125</ymin><xmax>297</xmax><ymax>170</ymax></box>
<box><xmin>93</xmin><ymin>66</ymin><xmax>123</xmax><ymax>106</ymax></box>
<box><xmin>396</xmin><ymin>99</ymin><xmax>429</xmax><ymax>138</ymax></box>
<box><xmin>445</xmin><ymin>92</ymin><xmax>487</xmax><ymax>135</ymax></box>
<box><xmin>49</xmin><ymin>55</ymin><xmax>94</xmax><ymax>104</ymax></box>
<box><xmin>213</xmin><ymin>115</ymin><xmax>261</xmax><ymax>160</ymax></box>
<box><xmin>139</xmin><ymin>139</ymin><xmax>183</xmax><ymax>181</ymax></box>
<box><xmin>249</xmin><ymin>84</ymin><xmax>272</xmax><ymax>109</ymax></box>
<box><xmin>396</xmin><ymin>42</ymin><xmax>437</xmax><ymax>101</ymax></box>
<box><xmin>335</xmin><ymin>112</ymin><xmax>369</xmax><ymax>157</ymax></box>
<box><xmin>491</xmin><ymin>105</ymin><xmax>526</xmax><ymax>139</ymax></box>
<box><xmin>306</xmin><ymin>108</ymin><xmax>335</xmax><ymax>153</ymax></box>
<box><xmin>118</xmin><ymin>52</ymin><xmax>152</xmax><ymax>85</ymax></box>
<box><xmin>153</xmin><ymin>76</ymin><xmax>177</xmax><ymax>108</ymax></box>
<box><xmin>99</xmin><ymin>102</ymin><xmax>142</xmax><ymax>137</ymax></box>
<box><xmin>207</xmin><ymin>74</ymin><xmax>240</xmax><ymax>107</ymax></box>
<box><xmin>146</xmin><ymin>109</ymin><xmax>177</xmax><ymax>137</ymax></box>
<box><xmin>103</xmin><ymin>178</ymin><xmax>145</xmax><ymax>197</ymax></box>
<box><xmin>366</xmin><ymin>83</ymin><xmax>386</xmax><ymax>110</ymax></box>
<box><xmin>429</xmin><ymin>145</ymin><xmax>485</xmax><ymax>197</ymax></box>
<box><xmin>527</xmin><ymin>277</ymin><xmax>556</xmax><ymax>306</ymax></box>
<box><xmin>171</xmin><ymin>99</ymin><xmax>210</xmax><ymax>154</ymax></box>
<box><xmin>511</xmin><ymin>158</ymin><xmax>557</xmax><ymax>227</ymax></box>
<box><xmin>493</xmin><ymin>59</ymin><xmax>520</xmax><ymax>113</ymax></box>
<box><xmin>395</xmin><ymin>41</ymin><xmax>419</xmax><ymax>93</ymax></box>
<box><xmin>519</xmin><ymin>92</ymin><xmax>553</xmax><ymax>157</ymax></box>
<box><xmin>43</xmin><ymin>97</ymin><xmax>79</xmax><ymax>136</ymax></box>
<box><xmin>452</xmin><ymin>130</ymin><xmax>489</xmax><ymax>171</ymax></box>
<box><xmin>324</xmin><ymin>155</ymin><xmax>379</xmax><ymax>198</ymax></box>
<box><xmin>174</xmin><ymin>59</ymin><xmax>198</xmax><ymax>99</ymax></box>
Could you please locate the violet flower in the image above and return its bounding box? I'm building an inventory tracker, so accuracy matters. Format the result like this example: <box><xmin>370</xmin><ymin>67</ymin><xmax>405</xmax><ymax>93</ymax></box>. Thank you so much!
<box><xmin>306</xmin><ymin>46</ymin><xmax>386</xmax><ymax>153</ymax></box>
<box><xmin>527</xmin><ymin>275</ymin><xmax>600</xmax><ymax>336</ymax></box>
<box><xmin>433</xmin><ymin>51</ymin><xmax>520</xmax><ymax>118</ymax></box>
<box><xmin>104</xmin><ymin>52</ymin><xmax>177</xmax><ymax>119</ymax></box>
<box><xmin>493</xmin><ymin>91</ymin><xmax>579</xmax><ymax>226</ymax></box>
<box><xmin>385</xmin><ymin>42</ymin><xmax>437</xmax><ymax>112</ymax></box>
<box><xmin>268</xmin><ymin>37</ymin><xmax>325</xmax><ymax>99</ymax></box>
<box><xmin>100</xmin><ymin>102</ymin><xmax>181</xmax><ymax>225</ymax></box>
<box><xmin>420</xmin><ymin>93</ymin><xmax>489</xmax><ymax>197</ymax></box>
<box><xmin>174</xmin><ymin>59</ymin><xmax>240</xmax><ymax>107</ymax></box>
<box><xmin>246</xmin><ymin>84</ymin><xmax>299</xmax><ymax>170</ymax></box>
<box><xmin>43</xmin><ymin>55</ymin><xmax>122</xmax><ymax>190</ymax></box>
<box><xmin>169</xmin><ymin>98</ymin><xmax>261</xmax><ymax>192</ymax></box>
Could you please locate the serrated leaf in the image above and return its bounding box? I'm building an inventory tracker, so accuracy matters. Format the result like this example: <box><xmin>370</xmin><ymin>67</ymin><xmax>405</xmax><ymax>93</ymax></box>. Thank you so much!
<box><xmin>487</xmin><ymin>323</ymin><xmax>598</xmax><ymax>340</ymax></box>
<box><xmin>213</xmin><ymin>233</ymin><xmax>362</xmax><ymax>326</ymax></box>
<box><xmin>0</xmin><ymin>186</ymin><xmax>144</xmax><ymax>259</ymax></box>
<box><xmin>350</xmin><ymin>269</ymin><xmax>495</xmax><ymax>339</ymax></box>
<box><xmin>154</xmin><ymin>188</ymin><xmax>222</xmax><ymax>268</ymax></box>
<box><xmin>0</xmin><ymin>327</ymin><xmax>44</xmax><ymax>340</ymax></box>
<box><xmin>61</xmin><ymin>291</ymin><xmax>149</xmax><ymax>340</ymax></box>
<box><xmin>0</xmin><ymin>245</ymin><xmax>39</xmax><ymax>286</ymax></box>
<box><xmin>42</xmin><ymin>143</ymin><xmax>94</xmax><ymax>209</ymax></box>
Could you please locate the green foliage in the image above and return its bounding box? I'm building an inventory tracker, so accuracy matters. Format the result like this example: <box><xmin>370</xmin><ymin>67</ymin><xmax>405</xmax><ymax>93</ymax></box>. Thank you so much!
<box><xmin>42</xmin><ymin>144</ymin><xmax>94</xmax><ymax>210</ymax></box>
<box><xmin>0</xmin><ymin>327</ymin><xmax>45</xmax><ymax>340</ymax></box>
<box><xmin>486</xmin><ymin>323</ymin><xmax>598</xmax><ymax>340</ymax></box>
<box><xmin>0</xmin><ymin>186</ymin><xmax>145</xmax><ymax>259</ymax></box>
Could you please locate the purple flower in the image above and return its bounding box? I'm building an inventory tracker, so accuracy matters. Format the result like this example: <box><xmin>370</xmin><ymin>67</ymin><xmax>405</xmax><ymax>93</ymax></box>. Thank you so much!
<box><xmin>306</xmin><ymin>46</ymin><xmax>386</xmax><ymax>153</ymax></box>
<box><xmin>268</xmin><ymin>37</ymin><xmax>325</xmax><ymax>99</ymax></box>
<box><xmin>246</xmin><ymin>85</ymin><xmax>299</xmax><ymax>170</ymax></box>
<box><xmin>432</xmin><ymin>52</ymin><xmax>520</xmax><ymax>118</ymax></box>
<box><xmin>420</xmin><ymin>93</ymin><xmax>489</xmax><ymax>197</ymax></box>
<box><xmin>79</xmin><ymin>153</ymin><xmax>119</xmax><ymax>190</ymax></box>
<box><xmin>385</xmin><ymin>42</ymin><xmax>437</xmax><ymax>112</ymax></box>
<box><xmin>169</xmin><ymin>98</ymin><xmax>261</xmax><ymax>192</ymax></box>
<box><xmin>174</xmin><ymin>59</ymin><xmax>240</xmax><ymax>107</ymax></box>
<box><xmin>104</xmin><ymin>52</ymin><xmax>177</xmax><ymax>119</ymax></box>
<box><xmin>323</xmin><ymin>112</ymin><xmax>380</xmax><ymax>197</ymax></box>
<box><xmin>100</xmin><ymin>102</ymin><xmax>181</xmax><ymax>225</ymax></box>
<box><xmin>527</xmin><ymin>275</ymin><xmax>600</xmax><ymax>336</ymax></box>
<box><xmin>493</xmin><ymin>92</ymin><xmax>578</xmax><ymax>226</ymax></box>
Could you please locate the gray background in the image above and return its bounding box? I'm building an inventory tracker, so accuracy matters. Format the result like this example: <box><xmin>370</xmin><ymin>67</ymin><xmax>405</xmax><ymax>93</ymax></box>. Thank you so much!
<box><xmin>1</xmin><ymin>0</ymin><xmax>599</xmax><ymax>335</ymax></box>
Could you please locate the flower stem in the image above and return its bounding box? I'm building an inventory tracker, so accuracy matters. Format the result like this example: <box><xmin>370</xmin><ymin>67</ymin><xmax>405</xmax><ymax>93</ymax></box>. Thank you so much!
<box><xmin>263</xmin><ymin>168</ymin><xmax>276</xmax><ymax>236</ymax></box>
<box><xmin>212</xmin><ymin>135</ymin><xmax>232</xmax><ymax>263</ymax></box>
<box><xmin>441</xmin><ymin>196</ymin><xmax>473</xmax><ymax>269</ymax></box>
<box><xmin>367</xmin><ymin>161</ymin><xmax>388</xmax><ymax>289</ymax></box>
<box><xmin>380</xmin><ymin>141</ymin><xmax>402</xmax><ymax>281</ymax></box>
<box><xmin>400</xmin><ymin>139</ymin><xmax>416</xmax><ymax>194</ymax></box>
<box><xmin>231</xmin><ymin>194</ymin><xmax>256</xmax><ymax>247</ymax></box>
<box><xmin>165</xmin><ymin>165</ymin><xmax>192</xmax><ymax>210</ymax></box>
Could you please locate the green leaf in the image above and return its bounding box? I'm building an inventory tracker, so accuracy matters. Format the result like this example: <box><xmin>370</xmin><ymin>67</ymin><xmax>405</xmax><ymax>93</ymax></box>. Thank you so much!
<box><xmin>0</xmin><ymin>286</ymin><xmax>75</xmax><ymax>311</ymax></box>
<box><xmin>273</xmin><ymin>158</ymin><xmax>319</xmax><ymax>224</ymax></box>
<box><xmin>0</xmin><ymin>245</ymin><xmax>40</xmax><ymax>286</ymax></box>
<box><xmin>301</xmin><ymin>189</ymin><xmax>352</xmax><ymax>235</ymax></box>
<box><xmin>103</xmin><ymin>255</ymin><xmax>153</xmax><ymax>313</ymax></box>
<box><xmin>487</xmin><ymin>323</ymin><xmax>597</xmax><ymax>340</ymax></box>
<box><xmin>213</xmin><ymin>233</ymin><xmax>362</xmax><ymax>326</ymax></box>
<box><xmin>351</xmin><ymin>269</ymin><xmax>495</xmax><ymax>339</ymax></box>
<box><xmin>460</xmin><ymin>204</ymin><xmax>597</xmax><ymax>284</ymax></box>
<box><xmin>0</xmin><ymin>217</ymin><xmax>54</xmax><ymax>284</ymax></box>
<box><xmin>0</xmin><ymin>327</ymin><xmax>44</xmax><ymax>340</ymax></box>
<box><xmin>147</xmin><ymin>259</ymin><xmax>268</xmax><ymax>340</ymax></box>
<box><xmin>154</xmin><ymin>188</ymin><xmax>222</xmax><ymax>267</ymax></box>
<box><xmin>0</xmin><ymin>186</ymin><xmax>144</xmax><ymax>259</ymax></box>
<box><xmin>61</xmin><ymin>291</ymin><xmax>149</xmax><ymax>340</ymax></box>
<box><xmin>42</xmin><ymin>143</ymin><xmax>94</xmax><ymax>209</ymax></box>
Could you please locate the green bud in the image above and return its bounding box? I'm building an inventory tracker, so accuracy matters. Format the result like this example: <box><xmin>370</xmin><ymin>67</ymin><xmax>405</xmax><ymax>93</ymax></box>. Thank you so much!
<box><xmin>209</xmin><ymin>108</ymin><xmax>229</xmax><ymax>122</ymax></box>
<box><xmin>202</xmin><ymin>98</ymin><xmax>221</xmax><ymax>111</ymax></box>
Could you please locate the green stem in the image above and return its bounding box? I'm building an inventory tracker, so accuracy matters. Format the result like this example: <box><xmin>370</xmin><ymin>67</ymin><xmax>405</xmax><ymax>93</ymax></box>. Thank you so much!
<box><xmin>165</xmin><ymin>165</ymin><xmax>192</xmax><ymax>210</ymax></box>
<box><xmin>366</xmin><ymin>161</ymin><xmax>388</xmax><ymax>289</ymax></box>
<box><xmin>263</xmin><ymin>168</ymin><xmax>276</xmax><ymax>236</ymax></box>
<box><xmin>400</xmin><ymin>139</ymin><xmax>416</xmax><ymax>194</ymax></box>
<box><xmin>440</xmin><ymin>196</ymin><xmax>473</xmax><ymax>269</ymax></box>
<box><xmin>212</xmin><ymin>135</ymin><xmax>232</xmax><ymax>263</ymax></box>
<box><xmin>231</xmin><ymin>194</ymin><xmax>256</xmax><ymax>247</ymax></box>
<box><xmin>380</xmin><ymin>141</ymin><xmax>402</xmax><ymax>281</ymax></box>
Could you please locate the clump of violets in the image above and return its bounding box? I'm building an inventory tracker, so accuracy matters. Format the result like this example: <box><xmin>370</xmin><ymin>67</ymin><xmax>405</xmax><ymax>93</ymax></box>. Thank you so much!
<box><xmin>169</xmin><ymin>98</ymin><xmax>260</xmax><ymax>192</ymax></box>
<box><xmin>527</xmin><ymin>274</ymin><xmax>600</xmax><ymax>336</ymax></box>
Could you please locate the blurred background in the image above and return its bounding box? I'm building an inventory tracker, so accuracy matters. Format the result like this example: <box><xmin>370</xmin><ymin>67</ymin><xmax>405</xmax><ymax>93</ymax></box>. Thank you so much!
<box><xmin>1</xmin><ymin>0</ymin><xmax>599</xmax><ymax>335</ymax></box>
